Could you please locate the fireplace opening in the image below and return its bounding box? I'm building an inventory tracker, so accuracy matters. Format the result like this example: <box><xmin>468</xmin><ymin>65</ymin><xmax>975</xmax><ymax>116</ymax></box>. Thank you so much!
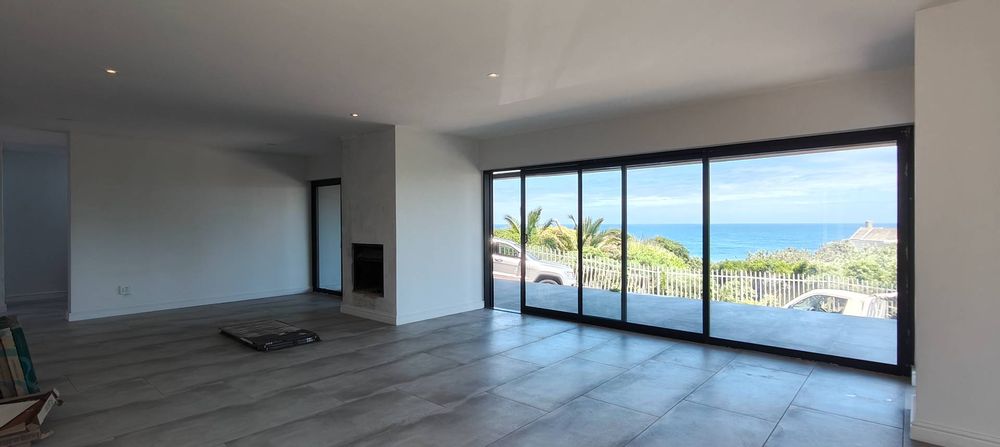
<box><xmin>352</xmin><ymin>243</ymin><xmax>384</xmax><ymax>297</ymax></box>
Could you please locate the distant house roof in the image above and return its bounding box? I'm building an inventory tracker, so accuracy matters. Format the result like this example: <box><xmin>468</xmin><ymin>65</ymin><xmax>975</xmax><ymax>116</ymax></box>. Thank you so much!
<box><xmin>848</xmin><ymin>221</ymin><xmax>897</xmax><ymax>244</ymax></box>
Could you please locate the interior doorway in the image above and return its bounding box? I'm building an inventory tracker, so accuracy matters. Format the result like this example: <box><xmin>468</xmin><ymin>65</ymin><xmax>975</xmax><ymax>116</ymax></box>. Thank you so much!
<box><xmin>311</xmin><ymin>179</ymin><xmax>343</xmax><ymax>295</ymax></box>
<box><xmin>1</xmin><ymin>136</ymin><xmax>70</xmax><ymax>323</ymax></box>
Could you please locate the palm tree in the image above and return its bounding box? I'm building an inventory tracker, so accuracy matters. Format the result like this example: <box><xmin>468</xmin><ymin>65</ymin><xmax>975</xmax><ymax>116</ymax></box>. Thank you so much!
<box><xmin>569</xmin><ymin>215</ymin><xmax>610</xmax><ymax>248</ymax></box>
<box><xmin>537</xmin><ymin>215</ymin><xmax>613</xmax><ymax>252</ymax></box>
<box><xmin>503</xmin><ymin>207</ymin><xmax>553</xmax><ymax>244</ymax></box>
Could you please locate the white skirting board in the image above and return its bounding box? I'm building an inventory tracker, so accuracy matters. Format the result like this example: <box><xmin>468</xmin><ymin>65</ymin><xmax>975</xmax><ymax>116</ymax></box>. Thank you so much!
<box><xmin>911</xmin><ymin>420</ymin><xmax>1000</xmax><ymax>447</ymax></box>
<box><xmin>341</xmin><ymin>300</ymin><xmax>484</xmax><ymax>325</ymax></box>
<box><xmin>67</xmin><ymin>287</ymin><xmax>311</xmax><ymax>321</ymax></box>
<box><xmin>5</xmin><ymin>290</ymin><xmax>67</xmax><ymax>302</ymax></box>
<box><xmin>395</xmin><ymin>300</ymin><xmax>484</xmax><ymax>325</ymax></box>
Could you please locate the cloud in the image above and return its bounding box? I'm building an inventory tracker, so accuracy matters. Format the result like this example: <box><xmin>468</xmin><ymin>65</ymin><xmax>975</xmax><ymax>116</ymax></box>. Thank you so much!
<box><xmin>493</xmin><ymin>145</ymin><xmax>899</xmax><ymax>224</ymax></box>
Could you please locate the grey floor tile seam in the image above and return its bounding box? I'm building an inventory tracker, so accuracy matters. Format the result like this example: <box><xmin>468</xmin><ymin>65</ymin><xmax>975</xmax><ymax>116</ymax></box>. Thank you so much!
<box><xmin>221</xmin><ymin>348</ymin><xmax>425</xmax><ymax>399</ymax></box>
<box><xmin>424</xmin><ymin>330</ymin><xmax>539</xmax><ymax>360</ymax></box>
<box><xmin>60</xmin><ymin>375</ymin><xmax>81</xmax><ymax>395</ymax></box>
<box><xmin>60</xmin><ymin>376</ymin><xmax>85</xmax><ymax>399</ymax></box>
<box><xmin>675</xmin><ymin>353</ymin><xmax>817</xmax><ymax>430</ymax></box>
<box><xmin>647</xmin><ymin>343</ymin><xmax>739</xmax><ymax>373</ymax></box>
<box><xmin>135</xmin><ymin>376</ymin><xmax>168</xmax><ymax>399</ymax></box>
<box><xmin>583</xmin><ymin>393</ymin><xmax>665</xmax><ymax>419</ymax></box>
<box><xmin>760</xmin><ymin>366</ymin><xmax>816</xmax><ymax>447</ymax></box>
<box><xmin>398</xmin><ymin>388</ymin><xmax>548</xmax><ymax>443</ymax></box>
<box><xmin>492</xmin><ymin>337</ymin><xmax>549</xmax><ymax>360</ymax></box>
<box><xmin>556</xmin><ymin>355</ymin><xmax>634</xmax><ymax>400</ymax></box>
<box><xmin>730</xmin><ymin>358</ymin><xmax>814</xmax><ymax>377</ymax></box>
<box><xmin>483</xmin><ymin>356</ymin><xmax>624</xmax><ymax>415</ymax></box>
<box><xmin>571</xmin><ymin>339</ymin><xmax>675</xmax><ymax>369</ymax></box>
<box><xmin>49</xmin><ymin>377</ymin><xmax>166</xmax><ymax>423</ymax></box>
<box><xmin>378</xmin><ymin>387</ymin><xmax>449</xmax><ymax>412</ymax></box>
<box><xmin>485</xmin><ymin>355</ymin><xmax>653</xmax><ymax>426</ymax></box>
<box><xmin>622</xmin><ymin>352</ymin><xmax>748</xmax><ymax>446</ymax></box>
<box><xmin>104</xmin><ymin>395</ymin><xmax>341</xmax><ymax>447</ymax></box>
<box><xmin>488</xmin><ymin>329</ymin><xmax>594</xmax><ymax>365</ymax></box>
<box><xmin>787</xmin><ymin>403</ymin><xmax>910</xmax><ymax>432</ymax></box>
<box><xmin>519</xmin><ymin>324</ymin><xmax>577</xmax><ymax>339</ymax></box>
<box><xmin>246</xmin><ymin>390</ymin><xmax>450</xmax><ymax>447</ymax></box>
<box><xmin>485</xmin><ymin>395</ymin><xmax>656</xmax><ymax>447</ymax></box>
<box><xmin>386</xmin><ymin>351</ymin><xmax>487</xmax><ymax>392</ymax></box>
<box><xmin>484</xmin><ymin>389</ymin><xmax>556</xmax><ymax>414</ymax></box>
<box><xmin>312</xmin><ymin>353</ymin><xmax>465</xmax><ymax>405</ymax></box>
<box><xmin>214</xmin><ymin>401</ymin><xmax>352</xmax><ymax>446</ymax></box>
<box><xmin>484</xmin><ymin>394</ymin><xmax>551</xmax><ymax>442</ymax></box>
<box><xmin>53</xmin><ymin>385</ymin><xmax>260</xmax><ymax>446</ymax></box>
<box><xmin>391</xmin><ymin>356</ymin><xmax>543</xmax><ymax>407</ymax></box>
<box><xmin>481</xmin><ymin>394</ymin><xmax>561</xmax><ymax>447</ymax></box>
<box><xmin>495</xmin><ymin>351</ymin><xmax>542</xmax><ymax>366</ymax></box>
<box><xmin>390</xmin><ymin>383</ymin><xmax>449</xmax><ymax>405</ymax></box>
<box><xmin>580</xmin><ymin>346</ymin><xmax>724</xmax><ymax>418</ymax></box>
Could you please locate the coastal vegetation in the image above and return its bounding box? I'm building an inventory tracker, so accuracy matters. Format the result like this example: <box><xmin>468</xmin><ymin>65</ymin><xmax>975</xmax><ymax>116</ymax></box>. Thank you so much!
<box><xmin>495</xmin><ymin>207</ymin><xmax>897</xmax><ymax>304</ymax></box>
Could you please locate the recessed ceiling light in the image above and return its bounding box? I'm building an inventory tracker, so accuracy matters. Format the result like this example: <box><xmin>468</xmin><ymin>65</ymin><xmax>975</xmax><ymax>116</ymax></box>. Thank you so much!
<box><xmin>105</xmin><ymin>68</ymin><xmax>118</xmax><ymax>75</ymax></box>
<box><xmin>487</xmin><ymin>73</ymin><xmax>499</xmax><ymax>78</ymax></box>
<box><xmin>350</xmin><ymin>113</ymin><xmax>359</xmax><ymax>118</ymax></box>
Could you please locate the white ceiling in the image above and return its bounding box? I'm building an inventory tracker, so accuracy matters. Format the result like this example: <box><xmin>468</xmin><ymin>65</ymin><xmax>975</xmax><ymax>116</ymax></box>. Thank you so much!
<box><xmin>0</xmin><ymin>0</ymin><xmax>933</xmax><ymax>154</ymax></box>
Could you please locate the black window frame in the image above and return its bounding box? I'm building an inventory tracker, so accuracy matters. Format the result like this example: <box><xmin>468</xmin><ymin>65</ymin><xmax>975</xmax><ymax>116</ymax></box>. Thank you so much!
<box><xmin>482</xmin><ymin>126</ymin><xmax>914</xmax><ymax>376</ymax></box>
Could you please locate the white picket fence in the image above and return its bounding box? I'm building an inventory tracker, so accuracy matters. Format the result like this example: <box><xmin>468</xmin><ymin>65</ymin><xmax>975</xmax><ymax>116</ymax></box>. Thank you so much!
<box><xmin>526</xmin><ymin>245</ymin><xmax>897</xmax><ymax>316</ymax></box>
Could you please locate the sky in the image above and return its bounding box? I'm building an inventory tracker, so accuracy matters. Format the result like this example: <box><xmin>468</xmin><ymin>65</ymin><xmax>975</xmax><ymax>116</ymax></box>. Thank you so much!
<box><xmin>493</xmin><ymin>144</ymin><xmax>898</xmax><ymax>226</ymax></box>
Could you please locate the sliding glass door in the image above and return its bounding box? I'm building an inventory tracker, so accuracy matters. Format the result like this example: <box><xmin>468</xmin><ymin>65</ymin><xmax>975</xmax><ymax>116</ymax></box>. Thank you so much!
<box><xmin>709</xmin><ymin>144</ymin><xmax>900</xmax><ymax>364</ymax></box>
<box><xmin>524</xmin><ymin>172</ymin><xmax>579</xmax><ymax>313</ymax></box>
<box><xmin>491</xmin><ymin>176</ymin><xmax>522</xmax><ymax>312</ymax></box>
<box><xmin>581</xmin><ymin>168</ymin><xmax>623</xmax><ymax>320</ymax></box>
<box><xmin>484</xmin><ymin>127</ymin><xmax>912</xmax><ymax>374</ymax></box>
<box><xmin>625</xmin><ymin>162</ymin><xmax>703</xmax><ymax>333</ymax></box>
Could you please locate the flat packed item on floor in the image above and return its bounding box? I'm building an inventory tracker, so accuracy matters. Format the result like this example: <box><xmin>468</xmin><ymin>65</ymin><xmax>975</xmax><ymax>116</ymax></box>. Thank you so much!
<box><xmin>0</xmin><ymin>389</ymin><xmax>61</xmax><ymax>446</ymax></box>
<box><xmin>219</xmin><ymin>320</ymin><xmax>321</xmax><ymax>352</ymax></box>
<box><xmin>0</xmin><ymin>317</ymin><xmax>39</xmax><ymax>398</ymax></box>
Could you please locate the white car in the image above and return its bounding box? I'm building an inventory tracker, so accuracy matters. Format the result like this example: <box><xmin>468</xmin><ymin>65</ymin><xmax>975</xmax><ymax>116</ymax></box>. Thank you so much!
<box><xmin>783</xmin><ymin>289</ymin><xmax>896</xmax><ymax>319</ymax></box>
<box><xmin>491</xmin><ymin>238</ymin><xmax>577</xmax><ymax>286</ymax></box>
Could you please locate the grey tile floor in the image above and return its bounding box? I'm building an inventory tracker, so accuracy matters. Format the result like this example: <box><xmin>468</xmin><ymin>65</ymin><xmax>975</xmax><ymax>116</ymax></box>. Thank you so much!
<box><xmin>9</xmin><ymin>293</ymin><xmax>929</xmax><ymax>446</ymax></box>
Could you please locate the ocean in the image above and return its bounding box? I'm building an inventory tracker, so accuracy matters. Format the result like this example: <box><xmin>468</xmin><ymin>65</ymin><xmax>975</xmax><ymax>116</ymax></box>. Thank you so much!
<box><xmin>495</xmin><ymin>223</ymin><xmax>897</xmax><ymax>260</ymax></box>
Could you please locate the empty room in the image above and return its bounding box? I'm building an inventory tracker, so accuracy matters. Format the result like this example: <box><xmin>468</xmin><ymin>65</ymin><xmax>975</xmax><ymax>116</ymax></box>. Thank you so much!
<box><xmin>0</xmin><ymin>0</ymin><xmax>996</xmax><ymax>446</ymax></box>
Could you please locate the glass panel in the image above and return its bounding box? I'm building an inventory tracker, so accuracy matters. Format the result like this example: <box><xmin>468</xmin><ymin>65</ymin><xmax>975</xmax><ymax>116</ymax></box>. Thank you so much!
<box><xmin>709</xmin><ymin>144</ymin><xmax>898</xmax><ymax>364</ymax></box>
<box><xmin>625</xmin><ymin>162</ymin><xmax>703</xmax><ymax>332</ymax></box>
<box><xmin>524</xmin><ymin>172</ymin><xmax>579</xmax><ymax>313</ymax></box>
<box><xmin>491</xmin><ymin>176</ymin><xmax>522</xmax><ymax>312</ymax></box>
<box><xmin>316</xmin><ymin>184</ymin><xmax>342</xmax><ymax>292</ymax></box>
<box><xmin>582</xmin><ymin>168</ymin><xmax>623</xmax><ymax>319</ymax></box>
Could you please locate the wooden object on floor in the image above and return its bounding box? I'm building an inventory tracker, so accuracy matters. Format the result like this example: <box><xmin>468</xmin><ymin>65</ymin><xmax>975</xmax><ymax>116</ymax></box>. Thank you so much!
<box><xmin>0</xmin><ymin>317</ymin><xmax>39</xmax><ymax>398</ymax></box>
<box><xmin>0</xmin><ymin>390</ymin><xmax>61</xmax><ymax>446</ymax></box>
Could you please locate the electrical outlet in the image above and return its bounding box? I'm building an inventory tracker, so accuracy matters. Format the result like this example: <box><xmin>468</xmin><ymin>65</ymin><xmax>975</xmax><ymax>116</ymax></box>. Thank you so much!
<box><xmin>117</xmin><ymin>285</ymin><xmax>131</xmax><ymax>296</ymax></box>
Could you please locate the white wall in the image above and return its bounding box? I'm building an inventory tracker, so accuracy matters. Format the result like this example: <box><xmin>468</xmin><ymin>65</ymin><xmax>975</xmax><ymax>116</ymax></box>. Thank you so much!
<box><xmin>480</xmin><ymin>67</ymin><xmax>914</xmax><ymax>169</ymax></box>
<box><xmin>2</xmin><ymin>147</ymin><xmax>68</xmax><ymax>298</ymax></box>
<box><xmin>339</xmin><ymin>129</ymin><xmax>398</xmax><ymax>322</ymax></box>
<box><xmin>394</xmin><ymin>127</ymin><xmax>483</xmax><ymax>324</ymax></box>
<box><xmin>912</xmin><ymin>1</ymin><xmax>1000</xmax><ymax>446</ymax></box>
<box><xmin>316</xmin><ymin>184</ymin><xmax>342</xmax><ymax>291</ymax></box>
<box><xmin>306</xmin><ymin>144</ymin><xmax>343</xmax><ymax>181</ymax></box>
<box><xmin>69</xmin><ymin>133</ymin><xmax>310</xmax><ymax>320</ymax></box>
